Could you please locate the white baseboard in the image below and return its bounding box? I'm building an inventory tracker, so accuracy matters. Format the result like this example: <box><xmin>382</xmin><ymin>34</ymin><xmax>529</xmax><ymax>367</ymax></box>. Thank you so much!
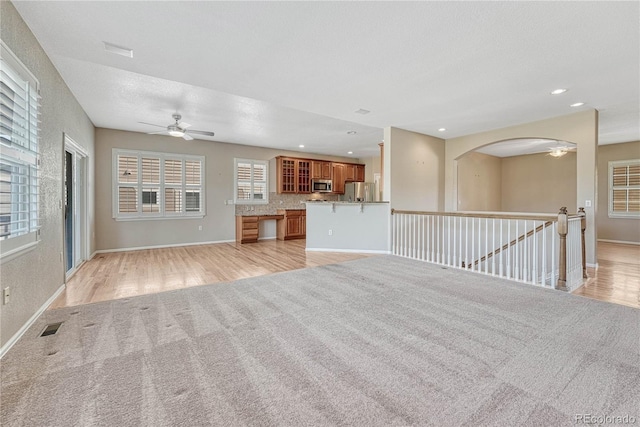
<box><xmin>306</xmin><ymin>248</ymin><xmax>390</xmax><ymax>254</ymax></box>
<box><xmin>0</xmin><ymin>283</ymin><xmax>65</xmax><ymax>359</ymax></box>
<box><xmin>598</xmin><ymin>239</ymin><xmax>640</xmax><ymax>246</ymax></box>
<box><xmin>258</xmin><ymin>236</ymin><xmax>277</xmax><ymax>241</ymax></box>
<box><xmin>94</xmin><ymin>239</ymin><xmax>237</xmax><ymax>254</ymax></box>
<box><xmin>586</xmin><ymin>262</ymin><xmax>599</xmax><ymax>269</ymax></box>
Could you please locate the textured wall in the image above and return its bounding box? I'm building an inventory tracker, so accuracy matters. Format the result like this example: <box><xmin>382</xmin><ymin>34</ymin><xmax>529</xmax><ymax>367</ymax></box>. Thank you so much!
<box><xmin>444</xmin><ymin>110</ymin><xmax>598</xmax><ymax>265</ymax></box>
<box><xmin>456</xmin><ymin>152</ymin><xmax>502</xmax><ymax>211</ymax></box>
<box><xmin>597</xmin><ymin>141</ymin><xmax>640</xmax><ymax>243</ymax></box>
<box><xmin>385</xmin><ymin>127</ymin><xmax>445</xmax><ymax>211</ymax></box>
<box><xmin>501</xmin><ymin>152</ymin><xmax>577</xmax><ymax>213</ymax></box>
<box><xmin>95</xmin><ymin>128</ymin><xmax>353</xmax><ymax>251</ymax></box>
<box><xmin>0</xmin><ymin>2</ymin><xmax>95</xmax><ymax>348</ymax></box>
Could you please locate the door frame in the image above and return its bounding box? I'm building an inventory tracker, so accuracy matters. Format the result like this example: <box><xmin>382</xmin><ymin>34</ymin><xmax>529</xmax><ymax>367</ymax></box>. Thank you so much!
<box><xmin>63</xmin><ymin>133</ymin><xmax>89</xmax><ymax>279</ymax></box>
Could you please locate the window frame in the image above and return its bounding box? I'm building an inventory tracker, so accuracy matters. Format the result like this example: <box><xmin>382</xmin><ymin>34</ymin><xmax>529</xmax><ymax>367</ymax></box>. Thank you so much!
<box><xmin>112</xmin><ymin>148</ymin><xmax>205</xmax><ymax>220</ymax></box>
<box><xmin>608</xmin><ymin>159</ymin><xmax>640</xmax><ymax>219</ymax></box>
<box><xmin>0</xmin><ymin>41</ymin><xmax>41</xmax><ymax>263</ymax></box>
<box><xmin>234</xmin><ymin>158</ymin><xmax>269</xmax><ymax>205</ymax></box>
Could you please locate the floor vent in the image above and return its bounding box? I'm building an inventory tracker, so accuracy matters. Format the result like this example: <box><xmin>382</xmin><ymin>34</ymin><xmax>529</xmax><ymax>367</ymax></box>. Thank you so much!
<box><xmin>40</xmin><ymin>322</ymin><xmax>63</xmax><ymax>337</ymax></box>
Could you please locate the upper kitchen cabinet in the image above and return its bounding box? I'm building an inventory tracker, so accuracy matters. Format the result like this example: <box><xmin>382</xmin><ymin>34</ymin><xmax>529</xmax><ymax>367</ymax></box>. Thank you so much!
<box><xmin>355</xmin><ymin>164</ymin><xmax>365</xmax><ymax>182</ymax></box>
<box><xmin>332</xmin><ymin>163</ymin><xmax>345</xmax><ymax>194</ymax></box>
<box><xmin>345</xmin><ymin>164</ymin><xmax>356</xmax><ymax>182</ymax></box>
<box><xmin>277</xmin><ymin>156</ymin><xmax>311</xmax><ymax>194</ymax></box>
<box><xmin>311</xmin><ymin>160</ymin><xmax>332</xmax><ymax>180</ymax></box>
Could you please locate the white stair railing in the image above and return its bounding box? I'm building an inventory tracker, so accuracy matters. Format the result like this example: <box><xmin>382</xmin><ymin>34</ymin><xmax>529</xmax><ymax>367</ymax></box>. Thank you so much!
<box><xmin>391</xmin><ymin>208</ymin><xmax>587</xmax><ymax>291</ymax></box>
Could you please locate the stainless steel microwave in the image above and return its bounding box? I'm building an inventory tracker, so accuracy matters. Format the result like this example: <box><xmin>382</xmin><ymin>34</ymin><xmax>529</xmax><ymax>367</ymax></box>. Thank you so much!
<box><xmin>312</xmin><ymin>179</ymin><xmax>332</xmax><ymax>193</ymax></box>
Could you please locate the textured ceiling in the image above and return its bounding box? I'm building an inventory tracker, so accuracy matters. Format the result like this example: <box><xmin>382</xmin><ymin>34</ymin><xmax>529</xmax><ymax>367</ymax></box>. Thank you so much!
<box><xmin>12</xmin><ymin>1</ymin><xmax>640</xmax><ymax>158</ymax></box>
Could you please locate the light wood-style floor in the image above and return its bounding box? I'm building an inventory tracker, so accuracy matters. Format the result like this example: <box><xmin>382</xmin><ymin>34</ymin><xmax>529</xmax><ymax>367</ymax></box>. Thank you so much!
<box><xmin>51</xmin><ymin>240</ymin><xmax>639</xmax><ymax>310</ymax></box>
<box><xmin>50</xmin><ymin>239</ymin><xmax>372</xmax><ymax>309</ymax></box>
<box><xmin>573</xmin><ymin>241</ymin><xmax>639</xmax><ymax>309</ymax></box>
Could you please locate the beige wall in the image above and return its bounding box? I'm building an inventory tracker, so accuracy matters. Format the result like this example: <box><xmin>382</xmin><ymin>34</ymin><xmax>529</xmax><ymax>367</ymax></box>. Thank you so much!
<box><xmin>445</xmin><ymin>110</ymin><xmax>598</xmax><ymax>264</ymax></box>
<box><xmin>501</xmin><ymin>152</ymin><xmax>577</xmax><ymax>213</ymax></box>
<box><xmin>360</xmin><ymin>155</ymin><xmax>381</xmax><ymax>183</ymax></box>
<box><xmin>95</xmin><ymin>128</ymin><xmax>353</xmax><ymax>251</ymax></box>
<box><xmin>597</xmin><ymin>141</ymin><xmax>640</xmax><ymax>243</ymax></box>
<box><xmin>384</xmin><ymin>127</ymin><xmax>445</xmax><ymax>210</ymax></box>
<box><xmin>456</xmin><ymin>152</ymin><xmax>502</xmax><ymax>211</ymax></box>
<box><xmin>1</xmin><ymin>2</ymin><xmax>95</xmax><ymax>348</ymax></box>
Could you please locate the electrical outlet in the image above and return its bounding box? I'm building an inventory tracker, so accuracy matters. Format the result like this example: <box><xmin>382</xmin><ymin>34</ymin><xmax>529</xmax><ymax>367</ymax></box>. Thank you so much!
<box><xmin>198</xmin><ymin>225</ymin><xmax>202</xmax><ymax>231</ymax></box>
<box><xmin>328</xmin><ymin>229</ymin><xmax>333</xmax><ymax>236</ymax></box>
<box><xmin>3</xmin><ymin>287</ymin><xmax>9</xmax><ymax>305</ymax></box>
<box><xmin>585</xmin><ymin>200</ymin><xmax>592</xmax><ymax>207</ymax></box>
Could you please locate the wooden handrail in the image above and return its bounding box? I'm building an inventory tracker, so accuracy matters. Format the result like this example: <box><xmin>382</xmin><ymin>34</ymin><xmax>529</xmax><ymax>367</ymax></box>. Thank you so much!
<box><xmin>391</xmin><ymin>209</ymin><xmax>557</xmax><ymax>222</ymax></box>
<box><xmin>469</xmin><ymin>221</ymin><xmax>554</xmax><ymax>268</ymax></box>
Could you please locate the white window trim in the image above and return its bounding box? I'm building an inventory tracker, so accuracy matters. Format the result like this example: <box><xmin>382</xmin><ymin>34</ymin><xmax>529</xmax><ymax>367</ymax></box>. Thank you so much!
<box><xmin>0</xmin><ymin>41</ymin><xmax>40</xmax><ymax>262</ymax></box>
<box><xmin>608</xmin><ymin>159</ymin><xmax>640</xmax><ymax>219</ymax></box>
<box><xmin>112</xmin><ymin>148</ymin><xmax>205</xmax><ymax>220</ymax></box>
<box><xmin>234</xmin><ymin>158</ymin><xmax>269</xmax><ymax>205</ymax></box>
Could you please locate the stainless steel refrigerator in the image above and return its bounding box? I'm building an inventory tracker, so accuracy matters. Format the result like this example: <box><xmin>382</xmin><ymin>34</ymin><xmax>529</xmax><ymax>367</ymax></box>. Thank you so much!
<box><xmin>342</xmin><ymin>182</ymin><xmax>376</xmax><ymax>202</ymax></box>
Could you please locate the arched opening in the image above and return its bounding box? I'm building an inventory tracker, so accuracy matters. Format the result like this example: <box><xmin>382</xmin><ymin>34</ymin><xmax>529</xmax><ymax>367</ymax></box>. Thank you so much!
<box><xmin>456</xmin><ymin>138</ymin><xmax>577</xmax><ymax>213</ymax></box>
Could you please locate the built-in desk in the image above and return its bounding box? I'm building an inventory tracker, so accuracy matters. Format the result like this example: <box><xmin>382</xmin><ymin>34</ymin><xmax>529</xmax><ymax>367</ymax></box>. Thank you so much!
<box><xmin>235</xmin><ymin>215</ymin><xmax>284</xmax><ymax>243</ymax></box>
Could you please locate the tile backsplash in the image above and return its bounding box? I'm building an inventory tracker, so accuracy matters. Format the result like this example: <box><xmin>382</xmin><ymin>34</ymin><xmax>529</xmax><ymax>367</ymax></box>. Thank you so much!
<box><xmin>235</xmin><ymin>192</ymin><xmax>339</xmax><ymax>215</ymax></box>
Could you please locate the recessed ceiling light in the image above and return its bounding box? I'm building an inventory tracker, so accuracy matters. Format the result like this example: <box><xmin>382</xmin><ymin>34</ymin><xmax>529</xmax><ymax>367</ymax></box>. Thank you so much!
<box><xmin>298</xmin><ymin>144</ymin><xmax>304</xmax><ymax>148</ymax></box>
<box><xmin>355</xmin><ymin>109</ymin><xmax>370</xmax><ymax>115</ymax></box>
<box><xmin>103</xmin><ymin>41</ymin><xmax>133</xmax><ymax>58</ymax></box>
<box><xmin>550</xmin><ymin>88</ymin><xmax>567</xmax><ymax>95</ymax></box>
<box><xmin>347</xmin><ymin>131</ymin><xmax>357</xmax><ymax>135</ymax></box>
<box><xmin>347</xmin><ymin>151</ymin><xmax>353</xmax><ymax>154</ymax></box>
<box><xmin>570</xmin><ymin>102</ymin><xmax>585</xmax><ymax>107</ymax></box>
<box><xmin>438</xmin><ymin>128</ymin><xmax>446</xmax><ymax>132</ymax></box>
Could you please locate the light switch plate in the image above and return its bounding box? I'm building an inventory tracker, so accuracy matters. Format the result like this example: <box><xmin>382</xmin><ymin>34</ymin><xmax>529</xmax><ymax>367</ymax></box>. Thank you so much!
<box><xmin>585</xmin><ymin>200</ymin><xmax>592</xmax><ymax>207</ymax></box>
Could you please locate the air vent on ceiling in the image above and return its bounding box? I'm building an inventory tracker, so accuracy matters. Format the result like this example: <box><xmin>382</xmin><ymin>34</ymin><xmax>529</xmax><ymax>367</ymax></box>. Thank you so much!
<box><xmin>103</xmin><ymin>42</ymin><xmax>133</xmax><ymax>58</ymax></box>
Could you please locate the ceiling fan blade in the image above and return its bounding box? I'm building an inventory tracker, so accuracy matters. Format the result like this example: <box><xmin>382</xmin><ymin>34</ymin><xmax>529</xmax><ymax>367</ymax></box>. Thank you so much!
<box><xmin>182</xmin><ymin>133</ymin><xmax>194</xmax><ymax>141</ymax></box>
<box><xmin>187</xmin><ymin>129</ymin><xmax>215</xmax><ymax>137</ymax></box>
<box><xmin>147</xmin><ymin>130</ymin><xmax>168</xmax><ymax>135</ymax></box>
<box><xmin>138</xmin><ymin>121</ymin><xmax>166</xmax><ymax>128</ymax></box>
<box><xmin>178</xmin><ymin>122</ymin><xmax>192</xmax><ymax>129</ymax></box>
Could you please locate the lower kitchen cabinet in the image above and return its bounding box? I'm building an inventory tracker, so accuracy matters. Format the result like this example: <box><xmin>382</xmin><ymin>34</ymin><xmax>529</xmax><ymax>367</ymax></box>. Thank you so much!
<box><xmin>276</xmin><ymin>209</ymin><xmax>306</xmax><ymax>240</ymax></box>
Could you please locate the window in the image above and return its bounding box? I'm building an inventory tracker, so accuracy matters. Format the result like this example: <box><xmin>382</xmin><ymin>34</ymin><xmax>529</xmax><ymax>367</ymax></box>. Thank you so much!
<box><xmin>113</xmin><ymin>149</ymin><xmax>205</xmax><ymax>220</ymax></box>
<box><xmin>234</xmin><ymin>159</ymin><xmax>268</xmax><ymax>204</ymax></box>
<box><xmin>609</xmin><ymin>159</ymin><xmax>640</xmax><ymax>218</ymax></box>
<box><xmin>0</xmin><ymin>41</ymin><xmax>40</xmax><ymax>260</ymax></box>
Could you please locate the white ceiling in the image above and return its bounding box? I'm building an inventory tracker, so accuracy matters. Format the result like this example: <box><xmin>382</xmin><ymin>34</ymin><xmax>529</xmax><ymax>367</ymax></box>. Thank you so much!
<box><xmin>12</xmin><ymin>1</ymin><xmax>640</xmax><ymax>158</ymax></box>
<box><xmin>475</xmin><ymin>138</ymin><xmax>576</xmax><ymax>158</ymax></box>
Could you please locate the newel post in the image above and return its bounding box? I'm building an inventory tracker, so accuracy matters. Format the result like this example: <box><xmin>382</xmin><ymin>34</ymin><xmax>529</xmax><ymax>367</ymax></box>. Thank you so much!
<box><xmin>578</xmin><ymin>207</ymin><xmax>588</xmax><ymax>279</ymax></box>
<box><xmin>556</xmin><ymin>207</ymin><xmax>568</xmax><ymax>291</ymax></box>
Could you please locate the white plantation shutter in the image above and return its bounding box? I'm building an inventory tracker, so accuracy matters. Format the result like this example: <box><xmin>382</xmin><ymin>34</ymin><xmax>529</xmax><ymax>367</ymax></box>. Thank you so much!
<box><xmin>0</xmin><ymin>41</ymin><xmax>40</xmax><ymax>258</ymax></box>
<box><xmin>609</xmin><ymin>160</ymin><xmax>640</xmax><ymax>217</ymax></box>
<box><xmin>113</xmin><ymin>149</ymin><xmax>204</xmax><ymax>219</ymax></box>
<box><xmin>234</xmin><ymin>159</ymin><xmax>268</xmax><ymax>204</ymax></box>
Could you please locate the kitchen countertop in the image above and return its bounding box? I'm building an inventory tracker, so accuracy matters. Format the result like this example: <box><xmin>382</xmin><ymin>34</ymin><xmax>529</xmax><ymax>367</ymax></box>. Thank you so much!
<box><xmin>305</xmin><ymin>201</ymin><xmax>389</xmax><ymax>204</ymax></box>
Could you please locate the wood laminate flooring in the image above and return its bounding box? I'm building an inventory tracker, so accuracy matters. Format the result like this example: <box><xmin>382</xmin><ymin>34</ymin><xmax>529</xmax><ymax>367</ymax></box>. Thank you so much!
<box><xmin>573</xmin><ymin>241</ymin><xmax>639</xmax><ymax>308</ymax></box>
<box><xmin>52</xmin><ymin>240</ymin><xmax>639</xmax><ymax>310</ymax></box>
<box><xmin>50</xmin><ymin>239</ymin><xmax>372</xmax><ymax>309</ymax></box>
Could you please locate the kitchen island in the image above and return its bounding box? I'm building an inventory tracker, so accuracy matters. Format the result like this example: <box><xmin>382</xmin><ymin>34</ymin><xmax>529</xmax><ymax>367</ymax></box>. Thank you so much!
<box><xmin>305</xmin><ymin>201</ymin><xmax>390</xmax><ymax>253</ymax></box>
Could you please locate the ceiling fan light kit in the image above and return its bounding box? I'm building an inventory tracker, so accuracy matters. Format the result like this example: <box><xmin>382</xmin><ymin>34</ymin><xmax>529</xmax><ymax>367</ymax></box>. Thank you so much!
<box><xmin>139</xmin><ymin>113</ymin><xmax>214</xmax><ymax>140</ymax></box>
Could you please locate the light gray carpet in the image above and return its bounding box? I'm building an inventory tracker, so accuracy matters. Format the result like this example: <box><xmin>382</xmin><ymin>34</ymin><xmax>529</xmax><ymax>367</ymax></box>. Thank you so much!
<box><xmin>1</xmin><ymin>255</ymin><xmax>639</xmax><ymax>426</ymax></box>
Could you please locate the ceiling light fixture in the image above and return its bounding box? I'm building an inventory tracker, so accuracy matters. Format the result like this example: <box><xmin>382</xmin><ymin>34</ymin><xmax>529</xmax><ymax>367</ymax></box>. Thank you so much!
<box><xmin>438</xmin><ymin>128</ymin><xmax>446</xmax><ymax>132</ymax></box>
<box><xmin>299</xmin><ymin>144</ymin><xmax>305</xmax><ymax>148</ymax></box>
<box><xmin>355</xmin><ymin>109</ymin><xmax>370</xmax><ymax>115</ymax></box>
<box><xmin>549</xmin><ymin>148</ymin><xmax>568</xmax><ymax>158</ymax></box>
<box><xmin>570</xmin><ymin>102</ymin><xmax>585</xmax><ymax>107</ymax></box>
<box><xmin>347</xmin><ymin>131</ymin><xmax>357</xmax><ymax>135</ymax></box>
<box><xmin>550</xmin><ymin>88</ymin><xmax>567</xmax><ymax>95</ymax></box>
<box><xmin>167</xmin><ymin>125</ymin><xmax>185</xmax><ymax>137</ymax></box>
<box><xmin>103</xmin><ymin>42</ymin><xmax>133</xmax><ymax>58</ymax></box>
<box><xmin>347</xmin><ymin>151</ymin><xmax>353</xmax><ymax>154</ymax></box>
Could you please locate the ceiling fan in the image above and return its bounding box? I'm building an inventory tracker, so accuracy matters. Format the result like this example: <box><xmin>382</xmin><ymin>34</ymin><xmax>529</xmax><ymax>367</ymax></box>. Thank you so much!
<box><xmin>547</xmin><ymin>143</ymin><xmax>576</xmax><ymax>158</ymax></box>
<box><xmin>139</xmin><ymin>114</ymin><xmax>215</xmax><ymax>140</ymax></box>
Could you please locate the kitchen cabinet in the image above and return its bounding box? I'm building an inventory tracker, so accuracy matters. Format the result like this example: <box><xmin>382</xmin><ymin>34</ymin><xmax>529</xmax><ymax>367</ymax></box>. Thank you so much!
<box><xmin>235</xmin><ymin>216</ymin><xmax>259</xmax><ymax>243</ymax></box>
<box><xmin>277</xmin><ymin>157</ymin><xmax>311</xmax><ymax>194</ymax></box>
<box><xmin>345</xmin><ymin>164</ymin><xmax>356</xmax><ymax>182</ymax></box>
<box><xmin>355</xmin><ymin>164</ymin><xmax>365</xmax><ymax>182</ymax></box>
<box><xmin>277</xmin><ymin>209</ymin><xmax>306</xmax><ymax>240</ymax></box>
<box><xmin>312</xmin><ymin>161</ymin><xmax>332</xmax><ymax>180</ymax></box>
<box><xmin>332</xmin><ymin>163</ymin><xmax>345</xmax><ymax>194</ymax></box>
<box><xmin>236</xmin><ymin>215</ymin><xmax>285</xmax><ymax>243</ymax></box>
